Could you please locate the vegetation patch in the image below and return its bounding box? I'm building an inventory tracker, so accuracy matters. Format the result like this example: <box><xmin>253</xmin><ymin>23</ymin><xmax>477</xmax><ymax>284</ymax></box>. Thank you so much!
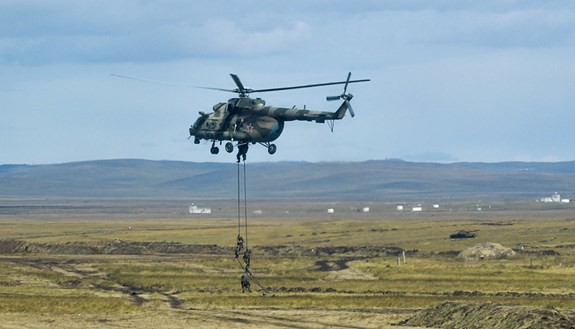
<box><xmin>1</xmin><ymin>208</ymin><xmax>575</xmax><ymax>327</ymax></box>
<box><xmin>399</xmin><ymin>301</ymin><xmax>575</xmax><ymax>329</ymax></box>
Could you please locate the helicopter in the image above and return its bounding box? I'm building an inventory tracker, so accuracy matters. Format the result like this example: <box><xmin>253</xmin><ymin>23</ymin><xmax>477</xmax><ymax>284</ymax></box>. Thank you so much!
<box><xmin>188</xmin><ymin>72</ymin><xmax>369</xmax><ymax>159</ymax></box>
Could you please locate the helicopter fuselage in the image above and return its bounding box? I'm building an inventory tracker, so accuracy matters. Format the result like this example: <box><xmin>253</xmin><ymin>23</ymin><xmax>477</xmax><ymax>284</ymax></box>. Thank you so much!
<box><xmin>189</xmin><ymin>96</ymin><xmax>350</xmax><ymax>145</ymax></box>
<box><xmin>190</xmin><ymin>98</ymin><xmax>285</xmax><ymax>144</ymax></box>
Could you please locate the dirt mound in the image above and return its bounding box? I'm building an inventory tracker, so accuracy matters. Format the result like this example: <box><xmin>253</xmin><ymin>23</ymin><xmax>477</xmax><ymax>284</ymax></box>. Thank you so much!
<box><xmin>0</xmin><ymin>239</ymin><xmax>230</xmax><ymax>255</ymax></box>
<box><xmin>0</xmin><ymin>240</ymin><xmax>406</xmax><ymax>257</ymax></box>
<box><xmin>399</xmin><ymin>301</ymin><xmax>575</xmax><ymax>329</ymax></box>
<box><xmin>458</xmin><ymin>242</ymin><xmax>516</xmax><ymax>260</ymax></box>
<box><xmin>258</xmin><ymin>245</ymin><xmax>405</xmax><ymax>257</ymax></box>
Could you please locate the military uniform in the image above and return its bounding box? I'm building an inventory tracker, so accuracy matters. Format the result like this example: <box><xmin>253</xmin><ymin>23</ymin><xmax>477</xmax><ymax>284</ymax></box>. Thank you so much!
<box><xmin>241</xmin><ymin>274</ymin><xmax>251</xmax><ymax>293</ymax></box>
<box><xmin>243</xmin><ymin>249</ymin><xmax>251</xmax><ymax>272</ymax></box>
<box><xmin>235</xmin><ymin>235</ymin><xmax>244</xmax><ymax>258</ymax></box>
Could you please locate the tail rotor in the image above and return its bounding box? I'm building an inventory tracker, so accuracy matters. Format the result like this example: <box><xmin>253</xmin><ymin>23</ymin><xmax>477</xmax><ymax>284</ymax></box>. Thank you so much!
<box><xmin>326</xmin><ymin>72</ymin><xmax>355</xmax><ymax>117</ymax></box>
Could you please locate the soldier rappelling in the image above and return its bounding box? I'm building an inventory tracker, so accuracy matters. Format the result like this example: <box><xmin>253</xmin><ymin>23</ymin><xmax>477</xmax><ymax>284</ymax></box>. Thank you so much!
<box><xmin>236</xmin><ymin>143</ymin><xmax>249</xmax><ymax>163</ymax></box>
<box><xmin>240</xmin><ymin>272</ymin><xmax>251</xmax><ymax>293</ymax></box>
<box><xmin>235</xmin><ymin>235</ymin><xmax>244</xmax><ymax>259</ymax></box>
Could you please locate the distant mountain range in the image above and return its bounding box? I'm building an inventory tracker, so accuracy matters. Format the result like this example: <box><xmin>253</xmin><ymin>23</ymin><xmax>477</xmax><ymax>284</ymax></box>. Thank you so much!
<box><xmin>1</xmin><ymin>159</ymin><xmax>575</xmax><ymax>201</ymax></box>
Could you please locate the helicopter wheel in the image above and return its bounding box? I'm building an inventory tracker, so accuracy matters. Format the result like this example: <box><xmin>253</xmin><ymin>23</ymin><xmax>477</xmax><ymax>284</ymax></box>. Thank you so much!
<box><xmin>268</xmin><ymin>144</ymin><xmax>277</xmax><ymax>155</ymax></box>
<box><xmin>225</xmin><ymin>142</ymin><xmax>234</xmax><ymax>153</ymax></box>
<box><xmin>210</xmin><ymin>146</ymin><xmax>219</xmax><ymax>155</ymax></box>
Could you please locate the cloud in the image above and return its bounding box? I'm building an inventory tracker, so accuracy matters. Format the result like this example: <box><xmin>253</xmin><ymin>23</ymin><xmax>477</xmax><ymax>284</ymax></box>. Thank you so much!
<box><xmin>0</xmin><ymin>1</ymin><xmax>313</xmax><ymax>65</ymax></box>
<box><xmin>2</xmin><ymin>1</ymin><xmax>574</xmax><ymax>66</ymax></box>
<box><xmin>159</xmin><ymin>19</ymin><xmax>312</xmax><ymax>57</ymax></box>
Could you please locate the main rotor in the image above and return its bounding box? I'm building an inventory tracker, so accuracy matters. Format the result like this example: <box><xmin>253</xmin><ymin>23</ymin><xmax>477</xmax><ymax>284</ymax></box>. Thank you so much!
<box><xmin>200</xmin><ymin>73</ymin><xmax>370</xmax><ymax>98</ymax></box>
<box><xmin>111</xmin><ymin>72</ymin><xmax>370</xmax><ymax>99</ymax></box>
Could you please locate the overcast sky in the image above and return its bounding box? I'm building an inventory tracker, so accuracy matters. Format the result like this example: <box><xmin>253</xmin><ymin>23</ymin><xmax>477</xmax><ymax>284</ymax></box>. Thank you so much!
<box><xmin>2</xmin><ymin>0</ymin><xmax>574</xmax><ymax>164</ymax></box>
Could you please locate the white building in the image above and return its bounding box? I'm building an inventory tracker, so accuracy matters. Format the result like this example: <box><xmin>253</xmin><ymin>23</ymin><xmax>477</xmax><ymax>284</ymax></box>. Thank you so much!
<box><xmin>189</xmin><ymin>204</ymin><xmax>211</xmax><ymax>214</ymax></box>
<box><xmin>540</xmin><ymin>193</ymin><xmax>567</xmax><ymax>203</ymax></box>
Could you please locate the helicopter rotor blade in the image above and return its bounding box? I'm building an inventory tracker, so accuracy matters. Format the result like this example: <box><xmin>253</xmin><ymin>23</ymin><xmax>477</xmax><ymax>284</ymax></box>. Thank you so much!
<box><xmin>346</xmin><ymin>100</ymin><xmax>355</xmax><ymax>118</ymax></box>
<box><xmin>195</xmin><ymin>86</ymin><xmax>237</xmax><ymax>93</ymax></box>
<box><xmin>343</xmin><ymin>72</ymin><xmax>352</xmax><ymax>94</ymax></box>
<box><xmin>326</xmin><ymin>95</ymin><xmax>341</xmax><ymax>101</ymax></box>
<box><xmin>111</xmin><ymin>74</ymin><xmax>196</xmax><ymax>88</ymax></box>
<box><xmin>230</xmin><ymin>74</ymin><xmax>246</xmax><ymax>92</ymax></box>
<box><xmin>111</xmin><ymin>74</ymin><xmax>238</xmax><ymax>93</ymax></box>
<box><xmin>253</xmin><ymin>78</ymin><xmax>369</xmax><ymax>93</ymax></box>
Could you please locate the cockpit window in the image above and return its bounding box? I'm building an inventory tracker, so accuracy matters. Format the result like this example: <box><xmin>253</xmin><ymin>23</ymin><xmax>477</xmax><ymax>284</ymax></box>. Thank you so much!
<box><xmin>192</xmin><ymin>116</ymin><xmax>206</xmax><ymax>129</ymax></box>
<box><xmin>213</xmin><ymin>102</ymin><xmax>226</xmax><ymax>112</ymax></box>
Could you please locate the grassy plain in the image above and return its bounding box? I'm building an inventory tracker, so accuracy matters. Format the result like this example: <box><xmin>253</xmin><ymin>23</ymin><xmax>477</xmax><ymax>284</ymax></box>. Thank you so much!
<box><xmin>1</xmin><ymin>199</ymin><xmax>575</xmax><ymax>328</ymax></box>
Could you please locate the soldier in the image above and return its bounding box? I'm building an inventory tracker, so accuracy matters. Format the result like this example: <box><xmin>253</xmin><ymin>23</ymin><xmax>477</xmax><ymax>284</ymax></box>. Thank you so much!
<box><xmin>241</xmin><ymin>273</ymin><xmax>251</xmax><ymax>293</ymax></box>
<box><xmin>243</xmin><ymin>248</ymin><xmax>252</xmax><ymax>272</ymax></box>
<box><xmin>235</xmin><ymin>235</ymin><xmax>244</xmax><ymax>259</ymax></box>
<box><xmin>236</xmin><ymin>143</ymin><xmax>249</xmax><ymax>163</ymax></box>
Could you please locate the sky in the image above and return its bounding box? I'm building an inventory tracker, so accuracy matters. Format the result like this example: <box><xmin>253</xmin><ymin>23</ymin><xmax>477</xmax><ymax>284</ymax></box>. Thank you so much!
<box><xmin>2</xmin><ymin>0</ymin><xmax>575</xmax><ymax>164</ymax></box>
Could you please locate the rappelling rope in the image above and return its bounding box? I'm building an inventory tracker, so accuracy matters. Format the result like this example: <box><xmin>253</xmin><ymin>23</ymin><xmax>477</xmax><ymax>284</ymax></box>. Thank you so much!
<box><xmin>237</xmin><ymin>161</ymin><xmax>241</xmax><ymax>237</ymax></box>
<box><xmin>243</xmin><ymin>160</ymin><xmax>248</xmax><ymax>248</ymax></box>
<box><xmin>236</xmin><ymin>258</ymin><xmax>269</xmax><ymax>295</ymax></box>
<box><xmin>235</xmin><ymin>158</ymin><xmax>269</xmax><ymax>295</ymax></box>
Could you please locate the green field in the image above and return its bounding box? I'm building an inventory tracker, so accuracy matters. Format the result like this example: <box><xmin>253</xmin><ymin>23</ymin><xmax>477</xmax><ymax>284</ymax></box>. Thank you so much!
<box><xmin>1</xmin><ymin>200</ymin><xmax>574</xmax><ymax>328</ymax></box>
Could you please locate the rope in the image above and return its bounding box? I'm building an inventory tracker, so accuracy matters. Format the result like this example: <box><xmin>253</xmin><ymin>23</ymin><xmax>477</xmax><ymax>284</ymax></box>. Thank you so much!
<box><xmin>236</xmin><ymin>258</ymin><xmax>269</xmax><ymax>295</ymax></box>
<box><xmin>243</xmin><ymin>160</ymin><xmax>248</xmax><ymax>248</ymax></box>
<box><xmin>237</xmin><ymin>161</ymin><xmax>241</xmax><ymax>237</ymax></box>
<box><xmin>233</xmin><ymin>158</ymin><xmax>269</xmax><ymax>295</ymax></box>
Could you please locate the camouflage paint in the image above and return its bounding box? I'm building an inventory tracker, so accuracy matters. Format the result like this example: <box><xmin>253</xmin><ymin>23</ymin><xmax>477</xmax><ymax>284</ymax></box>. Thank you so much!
<box><xmin>189</xmin><ymin>97</ymin><xmax>349</xmax><ymax>143</ymax></box>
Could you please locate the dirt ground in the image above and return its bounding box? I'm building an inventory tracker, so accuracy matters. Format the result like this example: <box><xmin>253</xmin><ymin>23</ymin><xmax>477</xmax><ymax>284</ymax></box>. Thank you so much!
<box><xmin>2</xmin><ymin>200</ymin><xmax>575</xmax><ymax>328</ymax></box>
<box><xmin>0</xmin><ymin>308</ymin><xmax>421</xmax><ymax>329</ymax></box>
<box><xmin>400</xmin><ymin>302</ymin><xmax>575</xmax><ymax>329</ymax></box>
<box><xmin>5</xmin><ymin>304</ymin><xmax>573</xmax><ymax>329</ymax></box>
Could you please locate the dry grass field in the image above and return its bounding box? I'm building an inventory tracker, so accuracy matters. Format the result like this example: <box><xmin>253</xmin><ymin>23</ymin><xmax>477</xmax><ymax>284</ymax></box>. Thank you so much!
<box><xmin>1</xmin><ymin>198</ymin><xmax>575</xmax><ymax>328</ymax></box>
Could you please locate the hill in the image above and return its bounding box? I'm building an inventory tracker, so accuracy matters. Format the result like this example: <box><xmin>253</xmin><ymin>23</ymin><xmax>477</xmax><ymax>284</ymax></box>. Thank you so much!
<box><xmin>1</xmin><ymin>159</ymin><xmax>575</xmax><ymax>200</ymax></box>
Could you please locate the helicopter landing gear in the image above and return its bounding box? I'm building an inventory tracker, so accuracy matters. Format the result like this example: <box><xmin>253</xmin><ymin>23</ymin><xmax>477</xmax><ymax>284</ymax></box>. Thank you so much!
<box><xmin>225</xmin><ymin>142</ymin><xmax>234</xmax><ymax>153</ymax></box>
<box><xmin>268</xmin><ymin>144</ymin><xmax>277</xmax><ymax>155</ymax></box>
<box><xmin>210</xmin><ymin>141</ymin><xmax>219</xmax><ymax>155</ymax></box>
<box><xmin>258</xmin><ymin>142</ymin><xmax>277</xmax><ymax>155</ymax></box>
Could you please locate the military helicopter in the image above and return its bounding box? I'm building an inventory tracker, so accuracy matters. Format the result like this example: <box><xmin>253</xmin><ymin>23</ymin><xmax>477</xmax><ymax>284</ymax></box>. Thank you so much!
<box><xmin>188</xmin><ymin>72</ymin><xmax>369</xmax><ymax>158</ymax></box>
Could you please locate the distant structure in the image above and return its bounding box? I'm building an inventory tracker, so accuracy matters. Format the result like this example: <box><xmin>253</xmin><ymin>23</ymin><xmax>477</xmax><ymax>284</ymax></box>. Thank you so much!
<box><xmin>189</xmin><ymin>203</ymin><xmax>211</xmax><ymax>214</ymax></box>
<box><xmin>540</xmin><ymin>192</ymin><xmax>570</xmax><ymax>203</ymax></box>
<box><xmin>327</xmin><ymin>208</ymin><xmax>335</xmax><ymax>214</ymax></box>
<box><xmin>396</xmin><ymin>204</ymin><xmax>440</xmax><ymax>212</ymax></box>
<box><xmin>351</xmin><ymin>206</ymin><xmax>370</xmax><ymax>213</ymax></box>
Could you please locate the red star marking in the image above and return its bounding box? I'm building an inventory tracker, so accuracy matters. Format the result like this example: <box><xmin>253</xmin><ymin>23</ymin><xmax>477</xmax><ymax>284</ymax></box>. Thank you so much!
<box><xmin>244</xmin><ymin>124</ymin><xmax>254</xmax><ymax>133</ymax></box>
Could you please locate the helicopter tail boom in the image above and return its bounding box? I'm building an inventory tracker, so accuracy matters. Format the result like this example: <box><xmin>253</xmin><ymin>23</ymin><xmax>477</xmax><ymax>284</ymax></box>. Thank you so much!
<box><xmin>334</xmin><ymin>100</ymin><xmax>351</xmax><ymax>119</ymax></box>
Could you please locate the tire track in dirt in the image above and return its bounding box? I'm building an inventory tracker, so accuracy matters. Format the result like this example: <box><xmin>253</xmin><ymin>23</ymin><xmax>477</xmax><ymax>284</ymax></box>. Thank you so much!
<box><xmin>2</xmin><ymin>257</ymin><xmax>184</xmax><ymax>309</ymax></box>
